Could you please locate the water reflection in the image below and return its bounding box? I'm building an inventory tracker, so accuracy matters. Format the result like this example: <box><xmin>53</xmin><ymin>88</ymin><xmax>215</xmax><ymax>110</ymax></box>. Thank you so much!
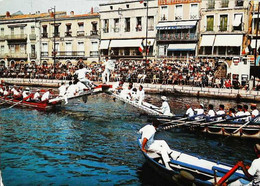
<box><xmin>0</xmin><ymin>94</ymin><xmax>257</xmax><ymax>185</ymax></box>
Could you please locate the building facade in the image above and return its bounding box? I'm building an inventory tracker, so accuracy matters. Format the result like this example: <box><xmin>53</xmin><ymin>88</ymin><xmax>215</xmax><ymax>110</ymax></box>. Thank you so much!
<box><xmin>157</xmin><ymin>0</ymin><xmax>201</xmax><ymax>59</ymax></box>
<box><xmin>40</xmin><ymin>11</ymin><xmax>100</xmax><ymax>65</ymax></box>
<box><xmin>99</xmin><ymin>0</ymin><xmax>158</xmax><ymax>60</ymax></box>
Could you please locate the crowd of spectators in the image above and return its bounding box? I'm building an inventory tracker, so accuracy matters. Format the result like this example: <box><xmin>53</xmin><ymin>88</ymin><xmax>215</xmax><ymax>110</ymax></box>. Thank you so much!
<box><xmin>0</xmin><ymin>59</ymin><xmax>259</xmax><ymax>90</ymax></box>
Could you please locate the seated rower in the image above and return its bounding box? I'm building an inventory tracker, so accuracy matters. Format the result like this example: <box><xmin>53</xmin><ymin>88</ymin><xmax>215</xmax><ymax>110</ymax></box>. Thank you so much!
<box><xmin>206</xmin><ymin>104</ymin><xmax>216</xmax><ymax>121</ymax></box>
<box><xmin>216</xmin><ymin>104</ymin><xmax>226</xmax><ymax>121</ymax></box>
<box><xmin>11</xmin><ymin>86</ymin><xmax>22</xmax><ymax>100</ymax></box>
<box><xmin>159</xmin><ymin>96</ymin><xmax>173</xmax><ymax>116</ymax></box>
<box><xmin>251</xmin><ymin>104</ymin><xmax>259</xmax><ymax>119</ymax></box>
<box><xmin>41</xmin><ymin>88</ymin><xmax>52</xmax><ymax>103</ymax></box>
<box><xmin>22</xmin><ymin>87</ymin><xmax>33</xmax><ymax>101</ymax></box>
<box><xmin>139</xmin><ymin>119</ymin><xmax>175</xmax><ymax>170</ymax></box>
<box><xmin>243</xmin><ymin>105</ymin><xmax>251</xmax><ymax>122</ymax></box>
<box><xmin>194</xmin><ymin>103</ymin><xmax>205</xmax><ymax>120</ymax></box>
<box><xmin>3</xmin><ymin>86</ymin><xmax>10</xmax><ymax>98</ymax></box>
<box><xmin>236</xmin><ymin>105</ymin><xmax>245</xmax><ymax>121</ymax></box>
<box><xmin>32</xmin><ymin>89</ymin><xmax>41</xmax><ymax>102</ymax></box>
<box><xmin>227</xmin><ymin>108</ymin><xmax>236</xmax><ymax>119</ymax></box>
<box><xmin>185</xmin><ymin>104</ymin><xmax>194</xmax><ymax>118</ymax></box>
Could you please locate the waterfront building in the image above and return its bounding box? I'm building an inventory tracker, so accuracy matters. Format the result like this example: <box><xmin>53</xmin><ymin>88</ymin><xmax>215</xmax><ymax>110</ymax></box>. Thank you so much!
<box><xmin>199</xmin><ymin>0</ymin><xmax>250</xmax><ymax>84</ymax></box>
<box><xmin>40</xmin><ymin>10</ymin><xmax>100</xmax><ymax>65</ymax></box>
<box><xmin>99</xmin><ymin>0</ymin><xmax>158</xmax><ymax>60</ymax></box>
<box><xmin>0</xmin><ymin>11</ymin><xmax>65</xmax><ymax>67</ymax></box>
<box><xmin>156</xmin><ymin>0</ymin><xmax>201</xmax><ymax>60</ymax></box>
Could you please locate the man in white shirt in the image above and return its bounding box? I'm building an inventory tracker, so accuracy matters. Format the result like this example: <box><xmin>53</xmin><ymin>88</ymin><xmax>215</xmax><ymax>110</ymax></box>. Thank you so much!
<box><xmin>137</xmin><ymin>85</ymin><xmax>145</xmax><ymax>105</ymax></box>
<box><xmin>194</xmin><ymin>104</ymin><xmax>205</xmax><ymax>120</ymax></box>
<box><xmin>236</xmin><ymin>105</ymin><xmax>245</xmax><ymax>121</ymax></box>
<box><xmin>216</xmin><ymin>104</ymin><xmax>226</xmax><ymax>121</ymax></box>
<box><xmin>160</xmin><ymin>96</ymin><xmax>173</xmax><ymax>116</ymax></box>
<box><xmin>102</xmin><ymin>57</ymin><xmax>115</xmax><ymax>84</ymax></box>
<box><xmin>139</xmin><ymin>120</ymin><xmax>175</xmax><ymax>170</ymax></box>
<box><xmin>74</xmin><ymin>64</ymin><xmax>92</xmax><ymax>89</ymax></box>
<box><xmin>243</xmin><ymin>105</ymin><xmax>251</xmax><ymax>122</ymax></box>
<box><xmin>32</xmin><ymin>89</ymin><xmax>41</xmax><ymax>102</ymax></box>
<box><xmin>251</xmin><ymin>104</ymin><xmax>259</xmax><ymax>119</ymax></box>
<box><xmin>207</xmin><ymin>104</ymin><xmax>215</xmax><ymax>121</ymax></box>
<box><xmin>22</xmin><ymin>87</ymin><xmax>32</xmax><ymax>101</ymax></box>
<box><xmin>185</xmin><ymin>104</ymin><xmax>194</xmax><ymax>118</ymax></box>
<box><xmin>41</xmin><ymin>89</ymin><xmax>52</xmax><ymax>102</ymax></box>
<box><xmin>58</xmin><ymin>82</ymin><xmax>68</xmax><ymax>97</ymax></box>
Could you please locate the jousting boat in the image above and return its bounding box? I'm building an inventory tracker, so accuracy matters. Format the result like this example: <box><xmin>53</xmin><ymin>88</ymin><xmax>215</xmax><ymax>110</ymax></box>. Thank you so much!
<box><xmin>138</xmin><ymin>138</ymin><xmax>250</xmax><ymax>185</ymax></box>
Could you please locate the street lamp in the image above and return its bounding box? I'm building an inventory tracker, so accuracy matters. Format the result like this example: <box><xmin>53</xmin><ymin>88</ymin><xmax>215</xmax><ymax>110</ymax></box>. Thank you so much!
<box><xmin>48</xmin><ymin>6</ymin><xmax>56</xmax><ymax>73</ymax></box>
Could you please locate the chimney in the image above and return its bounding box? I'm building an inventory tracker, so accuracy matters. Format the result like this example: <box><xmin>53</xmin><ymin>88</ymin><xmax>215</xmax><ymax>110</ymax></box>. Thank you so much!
<box><xmin>91</xmin><ymin>7</ymin><xmax>93</xmax><ymax>14</ymax></box>
<box><xmin>70</xmin><ymin>11</ymin><xmax>74</xmax><ymax>16</ymax></box>
<box><xmin>6</xmin><ymin>11</ymin><xmax>11</xmax><ymax>18</ymax></box>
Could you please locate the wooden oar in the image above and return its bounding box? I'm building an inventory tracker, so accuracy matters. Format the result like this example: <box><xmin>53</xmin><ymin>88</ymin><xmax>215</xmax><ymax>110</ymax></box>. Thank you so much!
<box><xmin>1</xmin><ymin>100</ymin><xmax>23</xmax><ymax>110</ymax></box>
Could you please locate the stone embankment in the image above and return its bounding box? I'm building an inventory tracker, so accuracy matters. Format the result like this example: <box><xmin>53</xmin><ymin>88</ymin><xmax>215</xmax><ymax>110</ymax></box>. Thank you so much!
<box><xmin>1</xmin><ymin>78</ymin><xmax>260</xmax><ymax>102</ymax></box>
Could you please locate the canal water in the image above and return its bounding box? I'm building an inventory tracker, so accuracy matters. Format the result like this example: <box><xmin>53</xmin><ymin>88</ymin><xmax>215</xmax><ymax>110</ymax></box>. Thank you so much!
<box><xmin>0</xmin><ymin>94</ymin><xmax>258</xmax><ymax>185</ymax></box>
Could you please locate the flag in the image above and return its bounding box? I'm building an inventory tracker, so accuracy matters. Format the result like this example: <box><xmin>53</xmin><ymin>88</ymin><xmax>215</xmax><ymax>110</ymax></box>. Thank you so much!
<box><xmin>139</xmin><ymin>43</ymin><xmax>144</xmax><ymax>53</ymax></box>
<box><xmin>140</xmin><ymin>0</ymin><xmax>144</xmax><ymax>3</ymax></box>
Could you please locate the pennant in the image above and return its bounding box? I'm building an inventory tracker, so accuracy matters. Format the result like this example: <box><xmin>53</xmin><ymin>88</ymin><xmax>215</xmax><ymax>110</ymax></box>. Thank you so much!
<box><xmin>139</xmin><ymin>43</ymin><xmax>144</xmax><ymax>53</ymax></box>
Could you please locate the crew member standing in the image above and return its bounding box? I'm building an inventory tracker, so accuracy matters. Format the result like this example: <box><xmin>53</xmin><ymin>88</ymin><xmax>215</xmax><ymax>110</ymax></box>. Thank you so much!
<box><xmin>102</xmin><ymin>57</ymin><xmax>115</xmax><ymax>84</ymax></box>
<box><xmin>74</xmin><ymin>64</ymin><xmax>92</xmax><ymax>89</ymax></box>
<box><xmin>137</xmin><ymin>85</ymin><xmax>145</xmax><ymax>105</ymax></box>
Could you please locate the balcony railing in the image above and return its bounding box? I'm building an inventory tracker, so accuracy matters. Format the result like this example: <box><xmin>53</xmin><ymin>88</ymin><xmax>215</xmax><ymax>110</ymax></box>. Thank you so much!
<box><xmin>53</xmin><ymin>51</ymin><xmax>85</xmax><ymax>57</ymax></box>
<box><xmin>90</xmin><ymin>51</ymin><xmax>99</xmax><ymax>57</ymax></box>
<box><xmin>29</xmin><ymin>34</ymin><xmax>36</xmax><ymax>40</ymax></box>
<box><xmin>65</xmin><ymin>31</ymin><xmax>72</xmax><ymax>37</ymax></box>
<box><xmin>148</xmin><ymin>26</ymin><xmax>154</xmax><ymax>31</ymax></box>
<box><xmin>30</xmin><ymin>53</ymin><xmax>37</xmax><ymax>58</ymax></box>
<box><xmin>207</xmin><ymin>2</ymin><xmax>215</xmax><ymax>9</ymax></box>
<box><xmin>221</xmin><ymin>0</ymin><xmax>229</xmax><ymax>8</ymax></box>
<box><xmin>90</xmin><ymin>30</ymin><xmax>98</xmax><ymax>36</ymax></box>
<box><xmin>157</xmin><ymin>32</ymin><xmax>198</xmax><ymax>41</ymax></box>
<box><xmin>219</xmin><ymin>25</ymin><xmax>228</xmax><ymax>32</ymax></box>
<box><xmin>235</xmin><ymin>0</ymin><xmax>243</xmax><ymax>7</ymax></box>
<box><xmin>5</xmin><ymin>34</ymin><xmax>27</xmax><ymax>40</ymax></box>
<box><xmin>53</xmin><ymin>32</ymin><xmax>60</xmax><ymax>37</ymax></box>
<box><xmin>8</xmin><ymin>53</ymin><xmax>27</xmax><ymax>58</ymax></box>
<box><xmin>42</xmin><ymin>33</ymin><xmax>48</xmax><ymax>38</ymax></box>
<box><xmin>77</xmin><ymin>31</ymin><xmax>85</xmax><ymax>36</ymax></box>
<box><xmin>114</xmin><ymin>27</ymin><xmax>120</xmax><ymax>33</ymax></box>
<box><xmin>41</xmin><ymin>52</ymin><xmax>48</xmax><ymax>57</ymax></box>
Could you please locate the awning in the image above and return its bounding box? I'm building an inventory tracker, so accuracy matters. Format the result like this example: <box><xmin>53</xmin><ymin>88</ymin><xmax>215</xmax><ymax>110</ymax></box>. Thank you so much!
<box><xmin>214</xmin><ymin>35</ymin><xmax>243</xmax><ymax>47</ymax></box>
<box><xmin>250</xmin><ymin>39</ymin><xmax>260</xmax><ymax>49</ymax></box>
<box><xmin>110</xmin><ymin>39</ymin><xmax>142</xmax><ymax>48</ymax></box>
<box><xmin>233</xmin><ymin>14</ymin><xmax>242</xmax><ymax>27</ymax></box>
<box><xmin>200</xmin><ymin>35</ymin><xmax>215</xmax><ymax>46</ymax></box>
<box><xmin>99</xmin><ymin>40</ymin><xmax>110</xmax><ymax>50</ymax></box>
<box><xmin>143</xmin><ymin>39</ymin><xmax>155</xmax><ymax>46</ymax></box>
<box><xmin>156</xmin><ymin>21</ymin><xmax>197</xmax><ymax>30</ymax></box>
<box><xmin>167</xmin><ymin>43</ymin><xmax>196</xmax><ymax>51</ymax></box>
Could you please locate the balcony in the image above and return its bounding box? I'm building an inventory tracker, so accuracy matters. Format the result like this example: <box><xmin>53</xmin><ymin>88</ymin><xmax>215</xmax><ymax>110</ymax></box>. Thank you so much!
<box><xmin>30</xmin><ymin>53</ymin><xmax>37</xmax><ymax>58</ymax></box>
<box><xmin>90</xmin><ymin>30</ymin><xmax>98</xmax><ymax>36</ymax></box>
<box><xmin>54</xmin><ymin>51</ymin><xmax>85</xmax><ymax>57</ymax></box>
<box><xmin>157</xmin><ymin>32</ymin><xmax>198</xmax><ymax>42</ymax></box>
<box><xmin>221</xmin><ymin>1</ymin><xmax>229</xmax><ymax>8</ymax></box>
<box><xmin>90</xmin><ymin>51</ymin><xmax>99</xmax><ymax>57</ymax></box>
<box><xmin>42</xmin><ymin>33</ymin><xmax>48</xmax><ymax>38</ymax></box>
<box><xmin>114</xmin><ymin>27</ymin><xmax>120</xmax><ymax>33</ymax></box>
<box><xmin>65</xmin><ymin>31</ymin><xmax>72</xmax><ymax>37</ymax></box>
<box><xmin>41</xmin><ymin>52</ymin><xmax>48</xmax><ymax>57</ymax></box>
<box><xmin>207</xmin><ymin>2</ymin><xmax>215</xmax><ymax>9</ymax></box>
<box><xmin>8</xmin><ymin>53</ymin><xmax>27</xmax><ymax>58</ymax></box>
<box><xmin>5</xmin><ymin>34</ymin><xmax>27</xmax><ymax>40</ymax></box>
<box><xmin>29</xmin><ymin>34</ymin><xmax>36</xmax><ymax>40</ymax></box>
<box><xmin>148</xmin><ymin>26</ymin><xmax>154</xmax><ymax>31</ymax></box>
<box><xmin>235</xmin><ymin>0</ymin><xmax>243</xmax><ymax>7</ymax></box>
<box><xmin>77</xmin><ymin>31</ymin><xmax>85</xmax><ymax>36</ymax></box>
<box><xmin>53</xmin><ymin>32</ymin><xmax>60</xmax><ymax>37</ymax></box>
<box><xmin>219</xmin><ymin>25</ymin><xmax>228</xmax><ymax>32</ymax></box>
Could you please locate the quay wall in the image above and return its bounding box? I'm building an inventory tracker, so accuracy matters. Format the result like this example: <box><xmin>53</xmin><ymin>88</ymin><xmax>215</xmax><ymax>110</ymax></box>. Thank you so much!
<box><xmin>1</xmin><ymin>78</ymin><xmax>260</xmax><ymax>102</ymax></box>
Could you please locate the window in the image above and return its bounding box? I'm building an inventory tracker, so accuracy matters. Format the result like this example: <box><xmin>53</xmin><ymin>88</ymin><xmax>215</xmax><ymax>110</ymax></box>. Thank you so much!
<box><xmin>221</xmin><ymin>0</ymin><xmax>229</xmax><ymax>8</ymax></box>
<box><xmin>54</xmin><ymin>43</ymin><xmax>59</xmax><ymax>52</ymax></box>
<box><xmin>66</xmin><ymin>24</ymin><xmax>72</xmax><ymax>37</ymax></box>
<box><xmin>91</xmin><ymin>41</ymin><xmax>98</xmax><ymax>51</ymax></box>
<box><xmin>206</xmin><ymin>15</ymin><xmax>214</xmax><ymax>31</ymax></box>
<box><xmin>161</xmin><ymin>6</ymin><xmax>168</xmax><ymax>21</ymax></box>
<box><xmin>20</xmin><ymin>44</ymin><xmax>25</xmax><ymax>54</ymax></box>
<box><xmin>125</xmin><ymin>18</ymin><xmax>130</xmax><ymax>32</ymax></box>
<box><xmin>20</xmin><ymin>27</ymin><xmax>24</xmax><ymax>35</ymax></box>
<box><xmin>104</xmin><ymin>19</ymin><xmax>109</xmax><ymax>33</ymax></box>
<box><xmin>0</xmin><ymin>46</ymin><xmax>4</xmax><ymax>54</ymax></box>
<box><xmin>126</xmin><ymin>4</ymin><xmax>129</xmax><ymax>8</ymax></box>
<box><xmin>148</xmin><ymin>16</ymin><xmax>154</xmax><ymax>31</ymax></box>
<box><xmin>190</xmin><ymin>4</ymin><xmax>198</xmax><ymax>19</ymax></box>
<box><xmin>31</xmin><ymin>26</ymin><xmax>35</xmax><ymax>34</ymax></box>
<box><xmin>11</xmin><ymin>28</ymin><xmax>14</xmax><ymax>35</ymax></box>
<box><xmin>54</xmin><ymin>25</ymin><xmax>59</xmax><ymax>37</ymax></box>
<box><xmin>233</xmin><ymin>14</ymin><xmax>243</xmax><ymax>31</ymax></box>
<box><xmin>235</xmin><ymin>0</ymin><xmax>243</xmax><ymax>7</ymax></box>
<box><xmin>79</xmin><ymin>23</ymin><xmax>84</xmax><ymax>31</ymax></box>
<box><xmin>219</xmin><ymin>15</ymin><xmax>228</xmax><ymax>31</ymax></box>
<box><xmin>31</xmin><ymin>45</ymin><xmax>35</xmax><ymax>56</ymax></box>
<box><xmin>0</xmin><ymin>28</ymin><xmax>4</xmax><ymax>36</ymax></box>
<box><xmin>110</xmin><ymin>6</ymin><xmax>113</xmax><ymax>10</ymax></box>
<box><xmin>65</xmin><ymin>42</ymin><xmax>72</xmax><ymax>55</ymax></box>
<box><xmin>77</xmin><ymin>42</ymin><xmax>84</xmax><ymax>51</ymax></box>
<box><xmin>208</xmin><ymin>0</ymin><xmax>215</xmax><ymax>9</ymax></box>
<box><xmin>10</xmin><ymin>45</ymin><xmax>15</xmax><ymax>53</ymax></box>
<box><xmin>175</xmin><ymin>5</ymin><xmax>183</xmax><ymax>20</ymax></box>
<box><xmin>114</xmin><ymin>18</ymin><xmax>120</xmax><ymax>32</ymax></box>
<box><xmin>136</xmin><ymin>17</ymin><xmax>142</xmax><ymax>31</ymax></box>
<box><xmin>42</xmin><ymin>43</ymin><xmax>48</xmax><ymax>55</ymax></box>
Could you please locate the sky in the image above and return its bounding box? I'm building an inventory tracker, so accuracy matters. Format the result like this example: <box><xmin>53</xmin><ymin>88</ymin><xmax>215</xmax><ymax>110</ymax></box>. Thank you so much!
<box><xmin>0</xmin><ymin>0</ymin><xmax>114</xmax><ymax>15</ymax></box>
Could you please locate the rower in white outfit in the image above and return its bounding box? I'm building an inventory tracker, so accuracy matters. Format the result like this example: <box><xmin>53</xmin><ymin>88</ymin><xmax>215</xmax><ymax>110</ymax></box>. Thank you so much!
<box><xmin>58</xmin><ymin>82</ymin><xmax>68</xmax><ymax>97</ymax></box>
<box><xmin>251</xmin><ymin>104</ymin><xmax>259</xmax><ymax>119</ymax></box>
<box><xmin>160</xmin><ymin>96</ymin><xmax>173</xmax><ymax>116</ymax></box>
<box><xmin>102</xmin><ymin>57</ymin><xmax>115</xmax><ymax>84</ymax></box>
<box><xmin>74</xmin><ymin>64</ymin><xmax>92</xmax><ymax>89</ymax></box>
<box><xmin>185</xmin><ymin>104</ymin><xmax>194</xmax><ymax>118</ymax></box>
<box><xmin>139</xmin><ymin>119</ymin><xmax>175</xmax><ymax>170</ymax></box>
<box><xmin>194</xmin><ymin>103</ymin><xmax>205</xmax><ymax>120</ymax></box>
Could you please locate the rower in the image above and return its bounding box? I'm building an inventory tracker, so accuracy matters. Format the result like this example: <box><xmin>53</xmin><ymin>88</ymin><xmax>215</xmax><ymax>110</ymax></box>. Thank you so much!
<box><xmin>207</xmin><ymin>104</ymin><xmax>216</xmax><ymax>121</ymax></box>
<box><xmin>194</xmin><ymin>103</ymin><xmax>205</xmax><ymax>120</ymax></box>
<box><xmin>159</xmin><ymin>96</ymin><xmax>173</xmax><ymax>116</ymax></box>
<box><xmin>139</xmin><ymin>119</ymin><xmax>175</xmax><ymax>170</ymax></box>
<box><xmin>32</xmin><ymin>89</ymin><xmax>41</xmax><ymax>102</ymax></box>
<box><xmin>243</xmin><ymin>105</ymin><xmax>251</xmax><ymax>122</ymax></box>
<box><xmin>227</xmin><ymin>108</ymin><xmax>236</xmax><ymax>119</ymax></box>
<box><xmin>41</xmin><ymin>88</ymin><xmax>52</xmax><ymax>102</ymax></box>
<box><xmin>235</xmin><ymin>105</ymin><xmax>245</xmax><ymax>121</ymax></box>
<box><xmin>137</xmin><ymin>85</ymin><xmax>145</xmax><ymax>105</ymax></box>
<box><xmin>185</xmin><ymin>104</ymin><xmax>194</xmax><ymax>118</ymax></box>
<box><xmin>3</xmin><ymin>86</ymin><xmax>10</xmax><ymax>97</ymax></box>
<box><xmin>216</xmin><ymin>104</ymin><xmax>226</xmax><ymax>121</ymax></box>
<box><xmin>0</xmin><ymin>86</ymin><xmax>3</xmax><ymax>96</ymax></box>
<box><xmin>22</xmin><ymin>87</ymin><xmax>33</xmax><ymax>101</ymax></box>
<box><xmin>251</xmin><ymin>103</ymin><xmax>259</xmax><ymax>119</ymax></box>
<box><xmin>11</xmin><ymin>85</ymin><xmax>22</xmax><ymax>100</ymax></box>
<box><xmin>58</xmin><ymin>82</ymin><xmax>68</xmax><ymax>97</ymax></box>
